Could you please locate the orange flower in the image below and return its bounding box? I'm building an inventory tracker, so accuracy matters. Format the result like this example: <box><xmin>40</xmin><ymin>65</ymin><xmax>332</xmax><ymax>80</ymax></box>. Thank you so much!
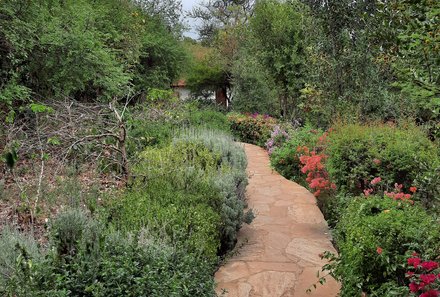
<box><xmin>409</xmin><ymin>187</ymin><xmax>417</xmax><ymax>193</ymax></box>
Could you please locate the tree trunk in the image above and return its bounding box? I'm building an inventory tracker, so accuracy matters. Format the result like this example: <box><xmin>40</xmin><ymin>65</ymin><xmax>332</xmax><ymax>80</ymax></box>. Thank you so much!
<box><xmin>215</xmin><ymin>87</ymin><xmax>228</xmax><ymax>107</ymax></box>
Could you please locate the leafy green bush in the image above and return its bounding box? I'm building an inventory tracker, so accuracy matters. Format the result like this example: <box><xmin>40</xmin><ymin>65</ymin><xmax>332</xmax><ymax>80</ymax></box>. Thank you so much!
<box><xmin>319</xmin><ymin>192</ymin><xmax>352</xmax><ymax>228</ymax></box>
<box><xmin>173</xmin><ymin>128</ymin><xmax>247</xmax><ymax>170</ymax></box>
<box><xmin>126</xmin><ymin>105</ymin><xmax>232</xmax><ymax>155</ymax></box>
<box><xmin>109</xmin><ymin>186</ymin><xmax>222</xmax><ymax>261</ymax></box>
<box><xmin>269</xmin><ymin>125</ymin><xmax>322</xmax><ymax>181</ymax></box>
<box><xmin>325</xmin><ymin>196</ymin><xmax>440</xmax><ymax>296</ymax></box>
<box><xmin>173</xmin><ymin>128</ymin><xmax>250</xmax><ymax>252</ymax></box>
<box><xmin>326</xmin><ymin>123</ymin><xmax>440</xmax><ymax>207</ymax></box>
<box><xmin>0</xmin><ymin>212</ymin><xmax>217</xmax><ymax>297</ymax></box>
<box><xmin>184</xmin><ymin>107</ymin><xmax>230</xmax><ymax>132</ymax></box>
<box><xmin>227</xmin><ymin>112</ymin><xmax>277</xmax><ymax>146</ymax></box>
<box><xmin>108</xmin><ymin>128</ymin><xmax>250</xmax><ymax>258</ymax></box>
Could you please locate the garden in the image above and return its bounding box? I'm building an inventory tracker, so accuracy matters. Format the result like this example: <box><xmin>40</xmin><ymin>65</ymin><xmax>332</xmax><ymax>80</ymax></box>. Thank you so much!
<box><xmin>1</xmin><ymin>0</ymin><xmax>439</xmax><ymax>296</ymax></box>
<box><xmin>228</xmin><ymin>113</ymin><xmax>440</xmax><ymax>296</ymax></box>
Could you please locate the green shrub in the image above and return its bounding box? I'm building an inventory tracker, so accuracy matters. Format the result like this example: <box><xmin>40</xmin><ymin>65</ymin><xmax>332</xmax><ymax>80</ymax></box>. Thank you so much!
<box><xmin>127</xmin><ymin>118</ymin><xmax>176</xmax><ymax>155</ymax></box>
<box><xmin>109</xmin><ymin>128</ymin><xmax>250</xmax><ymax>258</ymax></box>
<box><xmin>109</xmin><ymin>186</ymin><xmax>222</xmax><ymax>261</ymax></box>
<box><xmin>326</xmin><ymin>196</ymin><xmax>440</xmax><ymax>296</ymax></box>
<box><xmin>0</xmin><ymin>211</ymin><xmax>217</xmax><ymax>297</ymax></box>
<box><xmin>50</xmin><ymin>209</ymin><xmax>102</xmax><ymax>259</ymax></box>
<box><xmin>326</xmin><ymin>123</ymin><xmax>440</xmax><ymax>207</ymax></box>
<box><xmin>173</xmin><ymin>128</ymin><xmax>247</xmax><ymax>170</ymax></box>
<box><xmin>173</xmin><ymin>129</ymin><xmax>250</xmax><ymax>251</ymax></box>
<box><xmin>227</xmin><ymin>112</ymin><xmax>277</xmax><ymax>146</ymax></box>
<box><xmin>320</xmin><ymin>193</ymin><xmax>352</xmax><ymax>228</ymax></box>
<box><xmin>184</xmin><ymin>108</ymin><xmax>230</xmax><ymax>132</ymax></box>
<box><xmin>269</xmin><ymin>125</ymin><xmax>322</xmax><ymax>182</ymax></box>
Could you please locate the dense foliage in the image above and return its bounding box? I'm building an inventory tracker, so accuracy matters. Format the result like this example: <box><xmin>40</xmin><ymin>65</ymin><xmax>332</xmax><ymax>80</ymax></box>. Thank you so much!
<box><xmin>0</xmin><ymin>0</ymin><xmax>186</xmax><ymax>119</ymax></box>
<box><xmin>0</xmin><ymin>104</ymin><xmax>251</xmax><ymax>296</ymax></box>
<box><xmin>227</xmin><ymin>112</ymin><xmax>277</xmax><ymax>146</ymax></box>
<box><xmin>328</xmin><ymin>196</ymin><xmax>440</xmax><ymax>296</ymax></box>
<box><xmin>1</xmin><ymin>211</ymin><xmax>217</xmax><ymax>297</ymax></box>
<box><xmin>2</xmin><ymin>0</ymin><xmax>440</xmax><ymax>295</ymax></box>
<box><xmin>187</xmin><ymin>0</ymin><xmax>440</xmax><ymax>135</ymax></box>
<box><xmin>326</xmin><ymin>123</ymin><xmax>440</xmax><ymax>208</ymax></box>
<box><xmin>229</xmin><ymin>116</ymin><xmax>440</xmax><ymax>296</ymax></box>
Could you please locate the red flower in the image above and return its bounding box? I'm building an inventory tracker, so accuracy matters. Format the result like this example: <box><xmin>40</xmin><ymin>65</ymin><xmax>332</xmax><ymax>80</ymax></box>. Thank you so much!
<box><xmin>410</xmin><ymin>282</ymin><xmax>420</xmax><ymax>293</ymax></box>
<box><xmin>421</xmin><ymin>261</ymin><xmax>439</xmax><ymax>271</ymax></box>
<box><xmin>376</xmin><ymin>247</ymin><xmax>383</xmax><ymax>255</ymax></box>
<box><xmin>406</xmin><ymin>271</ymin><xmax>415</xmax><ymax>277</ymax></box>
<box><xmin>408</xmin><ymin>257</ymin><xmax>421</xmax><ymax>268</ymax></box>
<box><xmin>420</xmin><ymin>290</ymin><xmax>439</xmax><ymax>297</ymax></box>
<box><xmin>420</xmin><ymin>274</ymin><xmax>437</xmax><ymax>285</ymax></box>
<box><xmin>410</xmin><ymin>186</ymin><xmax>417</xmax><ymax>193</ymax></box>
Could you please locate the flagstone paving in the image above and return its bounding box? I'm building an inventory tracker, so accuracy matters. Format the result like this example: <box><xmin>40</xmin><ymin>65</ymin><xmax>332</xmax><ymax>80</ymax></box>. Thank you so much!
<box><xmin>215</xmin><ymin>143</ymin><xmax>340</xmax><ymax>297</ymax></box>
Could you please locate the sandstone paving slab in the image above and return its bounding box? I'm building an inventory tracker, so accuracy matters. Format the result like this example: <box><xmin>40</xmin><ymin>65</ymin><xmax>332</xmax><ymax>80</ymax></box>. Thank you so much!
<box><xmin>215</xmin><ymin>143</ymin><xmax>339</xmax><ymax>297</ymax></box>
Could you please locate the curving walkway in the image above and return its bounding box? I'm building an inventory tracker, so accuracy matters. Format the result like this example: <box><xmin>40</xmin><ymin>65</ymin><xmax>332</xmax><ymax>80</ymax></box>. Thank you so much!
<box><xmin>215</xmin><ymin>143</ymin><xmax>340</xmax><ymax>297</ymax></box>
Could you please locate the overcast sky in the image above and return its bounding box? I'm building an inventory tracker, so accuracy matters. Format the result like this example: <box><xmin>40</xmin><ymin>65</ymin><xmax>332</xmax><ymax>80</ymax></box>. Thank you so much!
<box><xmin>181</xmin><ymin>0</ymin><xmax>200</xmax><ymax>39</ymax></box>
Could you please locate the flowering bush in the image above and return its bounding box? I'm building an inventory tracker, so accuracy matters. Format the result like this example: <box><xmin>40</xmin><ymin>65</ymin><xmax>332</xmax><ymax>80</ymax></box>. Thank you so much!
<box><xmin>323</xmin><ymin>196</ymin><xmax>440</xmax><ymax>296</ymax></box>
<box><xmin>227</xmin><ymin>112</ymin><xmax>277</xmax><ymax>146</ymax></box>
<box><xmin>265</xmin><ymin>125</ymin><xmax>289</xmax><ymax>155</ymax></box>
<box><xmin>406</xmin><ymin>254</ymin><xmax>440</xmax><ymax>297</ymax></box>
<box><xmin>326</xmin><ymin>123</ymin><xmax>440</xmax><ymax>207</ymax></box>
<box><xmin>269</xmin><ymin>125</ymin><xmax>323</xmax><ymax>181</ymax></box>
<box><xmin>297</xmin><ymin>146</ymin><xmax>336</xmax><ymax>198</ymax></box>
<box><xmin>362</xmin><ymin>178</ymin><xmax>417</xmax><ymax>204</ymax></box>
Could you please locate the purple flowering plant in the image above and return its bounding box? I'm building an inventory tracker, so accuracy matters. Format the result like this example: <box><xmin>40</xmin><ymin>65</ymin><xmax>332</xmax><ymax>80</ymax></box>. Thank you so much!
<box><xmin>265</xmin><ymin>125</ymin><xmax>289</xmax><ymax>155</ymax></box>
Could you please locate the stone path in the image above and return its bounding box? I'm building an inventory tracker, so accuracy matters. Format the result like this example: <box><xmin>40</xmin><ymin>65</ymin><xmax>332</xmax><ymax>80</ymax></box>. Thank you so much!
<box><xmin>215</xmin><ymin>143</ymin><xmax>340</xmax><ymax>297</ymax></box>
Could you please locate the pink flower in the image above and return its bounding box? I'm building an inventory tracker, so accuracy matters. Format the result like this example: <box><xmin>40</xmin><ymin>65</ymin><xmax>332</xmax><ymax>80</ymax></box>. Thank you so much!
<box><xmin>406</xmin><ymin>271</ymin><xmax>415</xmax><ymax>277</ymax></box>
<box><xmin>421</xmin><ymin>261</ymin><xmax>439</xmax><ymax>271</ymax></box>
<box><xmin>363</xmin><ymin>189</ymin><xmax>373</xmax><ymax>197</ymax></box>
<box><xmin>376</xmin><ymin>247</ymin><xmax>383</xmax><ymax>255</ymax></box>
<box><xmin>370</xmin><ymin>177</ymin><xmax>382</xmax><ymax>185</ymax></box>
<box><xmin>410</xmin><ymin>186</ymin><xmax>417</xmax><ymax>193</ymax></box>
<box><xmin>373</xmin><ymin>158</ymin><xmax>381</xmax><ymax>165</ymax></box>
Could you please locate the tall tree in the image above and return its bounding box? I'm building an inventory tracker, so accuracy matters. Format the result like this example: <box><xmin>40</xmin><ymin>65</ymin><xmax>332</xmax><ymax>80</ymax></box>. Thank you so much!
<box><xmin>249</xmin><ymin>0</ymin><xmax>309</xmax><ymax>118</ymax></box>
<box><xmin>190</xmin><ymin>0</ymin><xmax>255</xmax><ymax>44</ymax></box>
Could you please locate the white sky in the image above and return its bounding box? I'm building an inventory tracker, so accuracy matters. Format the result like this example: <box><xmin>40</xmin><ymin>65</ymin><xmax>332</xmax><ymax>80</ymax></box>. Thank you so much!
<box><xmin>181</xmin><ymin>0</ymin><xmax>200</xmax><ymax>39</ymax></box>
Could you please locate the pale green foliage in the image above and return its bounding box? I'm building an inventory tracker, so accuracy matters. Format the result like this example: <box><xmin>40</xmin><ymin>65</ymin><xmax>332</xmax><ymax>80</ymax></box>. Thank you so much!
<box><xmin>173</xmin><ymin>128</ymin><xmax>250</xmax><ymax>251</ymax></box>
<box><xmin>173</xmin><ymin>128</ymin><xmax>247</xmax><ymax>170</ymax></box>
<box><xmin>0</xmin><ymin>227</ymin><xmax>41</xmax><ymax>289</ymax></box>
